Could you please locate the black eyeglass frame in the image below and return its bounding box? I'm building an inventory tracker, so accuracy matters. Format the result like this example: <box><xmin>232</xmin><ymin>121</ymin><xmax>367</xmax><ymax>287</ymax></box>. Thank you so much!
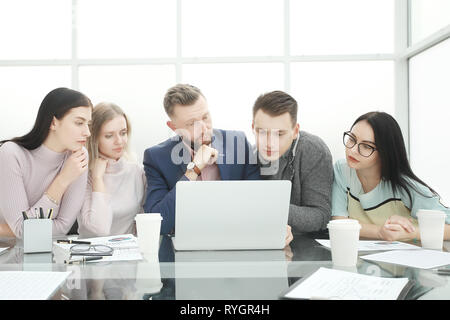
<box><xmin>342</xmin><ymin>131</ymin><xmax>377</xmax><ymax>158</ymax></box>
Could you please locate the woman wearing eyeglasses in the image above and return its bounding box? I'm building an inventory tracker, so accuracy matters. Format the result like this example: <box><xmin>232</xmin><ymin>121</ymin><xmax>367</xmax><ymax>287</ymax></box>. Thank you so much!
<box><xmin>331</xmin><ymin>111</ymin><xmax>450</xmax><ymax>241</ymax></box>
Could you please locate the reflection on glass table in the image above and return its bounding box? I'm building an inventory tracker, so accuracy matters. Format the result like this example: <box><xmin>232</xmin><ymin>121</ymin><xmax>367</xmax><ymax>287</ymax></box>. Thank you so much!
<box><xmin>0</xmin><ymin>232</ymin><xmax>449</xmax><ymax>300</ymax></box>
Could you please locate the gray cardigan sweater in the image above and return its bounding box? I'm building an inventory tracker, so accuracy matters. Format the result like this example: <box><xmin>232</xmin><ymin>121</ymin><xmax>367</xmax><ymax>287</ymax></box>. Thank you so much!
<box><xmin>260</xmin><ymin>131</ymin><xmax>334</xmax><ymax>233</ymax></box>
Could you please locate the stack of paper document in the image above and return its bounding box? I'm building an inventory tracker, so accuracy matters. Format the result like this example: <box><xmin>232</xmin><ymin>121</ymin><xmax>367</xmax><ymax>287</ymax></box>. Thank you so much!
<box><xmin>282</xmin><ymin>267</ymin><xmax>410</xmax><ymax>300</ymax></box>
<box><xmin>54</xmin><ymin>234</ymin><xmax>143</xmax><ymax>262</ymax></box>
<box><xmin>315</xmin><ymin>239</ymin><xmax>421</xmax><ymax>251</ymax></box>
<box><xmin>0</xmin><ymin>271</ymin><xmax>72</xmax><ymax>300</ymax></box>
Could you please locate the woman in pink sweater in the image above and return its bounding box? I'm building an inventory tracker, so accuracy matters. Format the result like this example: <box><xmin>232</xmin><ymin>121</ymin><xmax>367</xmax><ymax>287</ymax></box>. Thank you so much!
<box><xmin>0</xmin><ymin>87</ymin><xmax>92</xmax><ymax>238</ymax></box>
<box><xmin>77</xmin><ymin>102</ymin><xmax>146</xmax><ymax>237</ymax></box>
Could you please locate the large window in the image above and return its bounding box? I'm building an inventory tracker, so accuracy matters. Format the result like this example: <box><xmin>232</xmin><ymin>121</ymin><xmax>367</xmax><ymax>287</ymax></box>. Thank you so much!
<box><xmin>407</xmin><ymin>0</ymin><xmax>450</xmax><ymax>204</ymax></box>
<box><xmin>409</xmin><ymin>39</ymin><xmax>450</xmax><ymax>203</ymax></box>
<box><xmin>0</xmin><ymin>0</ymin><xmax>398</xmax><ymax>164</ymax></box>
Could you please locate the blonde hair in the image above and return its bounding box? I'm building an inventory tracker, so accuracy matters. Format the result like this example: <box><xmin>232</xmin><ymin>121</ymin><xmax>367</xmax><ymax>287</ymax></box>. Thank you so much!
<box><xmin>87</xmin><ymin>102</ymin><xmax>131</xmax><ymax>167</ymax></box>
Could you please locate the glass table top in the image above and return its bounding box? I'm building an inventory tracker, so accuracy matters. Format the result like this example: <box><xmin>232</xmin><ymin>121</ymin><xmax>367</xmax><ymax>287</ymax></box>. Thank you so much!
<box><xmin>0</xmin><ymin>231</ymin><xmax>449</xmax><ymax>300</ymax></box>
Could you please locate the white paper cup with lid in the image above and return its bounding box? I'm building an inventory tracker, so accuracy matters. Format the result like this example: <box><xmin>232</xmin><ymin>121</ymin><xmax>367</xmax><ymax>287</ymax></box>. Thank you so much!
<box><xmin>327</xmin><ymin>219</ymin><xmax>361</xmax><ymax>267</ymax></box>
<box><xmin>417</xmin><ymin>209</ymin><xmax>446</xmax><ymax>250</ymax></box>
<box><xmin>135</xmin><ymin>213</ymin><xmax>163</xmax><ymax>254</ymax></box>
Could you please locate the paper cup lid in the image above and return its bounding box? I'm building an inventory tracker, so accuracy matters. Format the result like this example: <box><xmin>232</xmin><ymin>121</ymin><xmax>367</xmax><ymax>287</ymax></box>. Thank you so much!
<box><xmin>417</xmin><ymin>209</ymin><xmax>446</xmax><ymax>217</ymax></box>
<box><xmin>327</xmin><ymin>219</ymin><xmax>361</xmax><ymax>229</ymax></box>
<box><xmin>135</xmin><ymin>213</ymin><xmax>163</xmax><ymax>221</ymax></box>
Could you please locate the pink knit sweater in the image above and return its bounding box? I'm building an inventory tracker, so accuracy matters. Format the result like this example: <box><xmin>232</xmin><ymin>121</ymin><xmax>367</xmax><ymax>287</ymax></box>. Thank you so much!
<box><xmin>0</xmin><ymin>142</ymin><xmax>88</xmax><ymax>238</ymax></box>
<box><xmin>77</xmin><ymin>157</ymin><xmax>146</xmax><ymax>238</ymax></box>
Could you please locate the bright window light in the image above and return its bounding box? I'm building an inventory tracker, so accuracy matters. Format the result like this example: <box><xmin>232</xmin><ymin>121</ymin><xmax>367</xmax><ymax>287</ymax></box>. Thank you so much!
<box><xmin>0</xmin><ymin>0</ymin><xmax>71</xmax><ymax>59</ymax></box>
<box><xmin>78</xmin><ymin>65</ymin><xmax>176</xmax><ymax>162</ymax></box>
<box><xmin>182</xmin><ymin>0</ymin><xmax>283</xmax><ymax>57</ymax></box>
<box><xmin>182</xmin><ymin>63</ymin><xmax>284</xmax><ymax>144</ymax></box>
<box><xmin>0</xmin><ymin>67</ymin><xmax>71</xmax><ymax>140</ymax></box>
<box><xmin>290</xmin><ymin>0</ymin><xmax>394</xmax><ymax>55</ymax></box>
<box><xmin>291</xmin><ymin>61</ymin><xmax>395</xmax><ymax>162</ymax></box>
<box><xmin>77</xmin><ymin>0</ymin><xmax>176</xmax><ymax>58</ymax></box>
<box><xmin>410</xmin><ymin>0</ymin><xmax>450</xmax><ymax>44</ymax></box>
<box><xmin>409</xmin><ymin>39</ymin><xmax>450</xmax><ymax>203</ymax></box>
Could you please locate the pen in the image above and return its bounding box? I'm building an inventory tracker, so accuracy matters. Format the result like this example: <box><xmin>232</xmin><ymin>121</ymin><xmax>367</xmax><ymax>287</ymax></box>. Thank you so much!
<box><xmin>22</xmin><ymin>211</ymin><xmax>28</xmax><ymax>220</ymax></box>
<box><xmin>109</xmin><ymin>237</ymin><xmax>132</xmax><ymax>242</ymax></box>
<box><xmin>57</xmin><ymin>239</ymin><xmax>91</xmax><ymax>244</ymax></box>
<box><xmin>39</xmin><ymin>207</ymin><xmax>44</xmax><ymax>219</ymax></box>
<box><xmin>47</xmin><ymin>208</ymin><xmax>53</xmax><ymax>219</ymax></box>
<box><xmin>64</xmin><ymin>256</ymin><xmax>103</xmax><ymax>264</ymax></box>
<box><xmin>374</xmin><ymin>241</ymin><xmax>399</xmax><ymax>245</ymax></box>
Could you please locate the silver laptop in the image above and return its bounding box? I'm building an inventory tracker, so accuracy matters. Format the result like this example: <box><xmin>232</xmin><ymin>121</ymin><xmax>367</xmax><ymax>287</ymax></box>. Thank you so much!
<box><xmin>172</xmin><ymin>180</ymin><xmax>291</xmax><ymax>251</ymax></box>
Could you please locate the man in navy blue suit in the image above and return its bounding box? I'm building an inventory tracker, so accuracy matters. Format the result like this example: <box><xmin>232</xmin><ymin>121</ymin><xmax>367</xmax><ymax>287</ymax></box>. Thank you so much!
<box><xmin>143</xmin><ymin>84</ymin><xmax>260</xmax><ymax>235</ymax></box>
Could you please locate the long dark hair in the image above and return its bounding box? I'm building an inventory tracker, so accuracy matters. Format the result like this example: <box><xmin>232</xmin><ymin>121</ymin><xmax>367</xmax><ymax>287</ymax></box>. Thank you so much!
<box><xmin>0</xmin><ymin>87</ymin><xmax>93</xmax><ymax>150</ymax></box>
<box><xmin>352</xmin><ymin>111</ymin><xmax>437</xmax><ymax>203</ymax></box>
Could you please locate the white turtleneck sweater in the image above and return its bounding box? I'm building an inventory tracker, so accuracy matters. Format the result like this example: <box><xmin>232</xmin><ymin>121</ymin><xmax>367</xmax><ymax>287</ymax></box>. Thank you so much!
<box><xmin>0</xmin><ymin>141</ymin><xmax>88</xmax><ymax>238</ymax></box>
<box><xmin>77</xmin><ymin>157</ymin><xmax>146</xmax><ymax>238</ymax></box>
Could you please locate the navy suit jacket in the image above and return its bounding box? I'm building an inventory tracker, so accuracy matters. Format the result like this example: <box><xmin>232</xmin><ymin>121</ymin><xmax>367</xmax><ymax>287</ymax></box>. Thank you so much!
<box><xmin>143</xmin><ymin>129</ymin><xmax>260</xmax><ymax>235</ymax></box>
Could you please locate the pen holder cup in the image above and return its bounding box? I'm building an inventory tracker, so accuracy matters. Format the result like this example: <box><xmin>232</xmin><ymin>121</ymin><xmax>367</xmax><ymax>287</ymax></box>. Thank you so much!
<box><xmin>23</xmin><ymin>219</ymin><xmax>52</xmax><ymax>253</ymax></box>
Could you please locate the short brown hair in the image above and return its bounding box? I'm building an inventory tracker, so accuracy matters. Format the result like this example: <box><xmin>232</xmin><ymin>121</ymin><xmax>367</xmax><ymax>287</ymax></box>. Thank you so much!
<box><xmin>252</xmin><ymin>91</ymin><xmax>298</xmax><ymax>127</ymax></box>
<box><xmin>163</xmin><ymin>84</ymin><xmax>204</xmax><ymax>117</ymax></box>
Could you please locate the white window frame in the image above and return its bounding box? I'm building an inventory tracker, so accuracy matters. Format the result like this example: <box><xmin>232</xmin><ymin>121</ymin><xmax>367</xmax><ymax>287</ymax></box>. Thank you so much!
<box><xmin>397</xmin><ymin>0</ymin><xmax>450</xmax><ymax>155</ymax></box>
<box><xmin>0</xmin><ymin>0</ymin><xmax>448</xmax><ymax>157</ymax></box>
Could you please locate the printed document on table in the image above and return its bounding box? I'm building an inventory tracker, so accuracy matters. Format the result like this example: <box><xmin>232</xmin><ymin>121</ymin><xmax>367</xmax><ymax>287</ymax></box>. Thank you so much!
<box><xmin>54</xmin><ymin>234</ymin><xmax>143</xmax><ymax>262</ymax></box>
<box><xmin>315</xmin><ymin>239</ymin><xmax>421</xmax><ymax>251</ymax></box>
<box><xmin>360</xmin><ymin>249</ymin><xmax>450</xmax><ymax>269</ymax></box>
<box><xmin>282</xmin><ymin>267</ymin><xmax>410</xmax><ymax>300</ymax></box>
<box><xmin>0</xmin><ymin>271</ymin><xmax>72</xmax><ymax>300</ymax></box>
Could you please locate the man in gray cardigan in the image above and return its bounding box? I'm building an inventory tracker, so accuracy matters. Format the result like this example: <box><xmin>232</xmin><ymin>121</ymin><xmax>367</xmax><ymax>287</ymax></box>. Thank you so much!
<box><xmin>252</xmin><ymin>91</ymin><xmax>333</xmax><ymax>234</ymax></box>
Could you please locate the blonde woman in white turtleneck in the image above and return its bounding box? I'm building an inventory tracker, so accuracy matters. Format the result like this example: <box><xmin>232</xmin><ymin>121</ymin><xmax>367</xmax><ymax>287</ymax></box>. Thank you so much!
<box><xmin>78</xmin><ymin>102</ymin><xmax>146</xmax><ymax>238</ymax></box>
